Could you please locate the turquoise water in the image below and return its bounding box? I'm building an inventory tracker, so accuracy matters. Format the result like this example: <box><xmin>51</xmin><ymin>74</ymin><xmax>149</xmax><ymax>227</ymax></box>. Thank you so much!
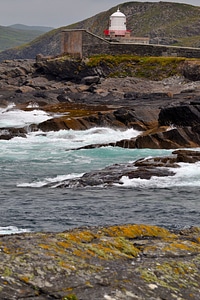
<box><xmin>0</xmin><ymin>106</ymin><xmax>200</xmax><ymax>233</ymax></box>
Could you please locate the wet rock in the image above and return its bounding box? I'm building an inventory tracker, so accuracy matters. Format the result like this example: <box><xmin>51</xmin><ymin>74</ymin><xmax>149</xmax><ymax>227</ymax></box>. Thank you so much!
<box><xmin>57</xmin><ymin>93</ymin><xmax>73</xmax><ymax>102</ymax></box>
<box><xmin>36</xmin><ymin>105</ymin><xmax>160</xmax><ymax>134</ymax></box>
<box><xmin>0</xmin><ymin>127</ymin><xmax>27</xmax><ymax>140</ymax></box>
<box><xmin>85</xmin><ymin>125</ymin><xmax>200</xmax><ymax>150</ymax></box>
<box><xmin>173</xmin><ymin>149</ymin><xmax>200</xmax><ymax>163</ymax></box>
<box><xmin>134</xmin><ymin>126</ymin><xmax>200</xmax><ymax>149</ymax></box>
<box><xmin>48</xmin><ymin>150</ymin><xmax>200</xmax><ymax>188</ymax></box>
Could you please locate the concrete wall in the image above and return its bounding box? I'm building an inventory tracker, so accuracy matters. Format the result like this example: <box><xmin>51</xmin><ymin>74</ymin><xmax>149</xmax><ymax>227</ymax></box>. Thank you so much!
<box><xmin>62</xmin><ymin>29</ymin><xmax>200</xmax><ymax>59</ymax></box>
<box><xmin>62</xmin><ymin>30</ymin><xmax>83</xmax><ymax>58</ymax></box>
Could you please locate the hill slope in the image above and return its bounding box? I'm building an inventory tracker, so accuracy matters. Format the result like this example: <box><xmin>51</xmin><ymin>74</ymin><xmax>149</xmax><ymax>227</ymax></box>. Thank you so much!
<box><xmin>0</xmin><ymin>1</ymin><xmax>200</xmax><ymax>61</ymax></box>
<box><xmin>0</xmin><ymin>25</ymin><xmax>53</xmax><ymax>52</ymax></box>
<box><xmin>68</xmin><ymin>1</ymin><xmax>200</xmax><ymax>46</ymax></box>
<box><xmin>8</xmin><ymin>24</ymin><xmax>53</xmax><ymax>32</ymax></box>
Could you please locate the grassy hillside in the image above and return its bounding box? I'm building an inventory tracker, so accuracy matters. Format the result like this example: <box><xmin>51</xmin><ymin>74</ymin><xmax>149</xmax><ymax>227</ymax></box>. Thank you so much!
<box><xmin>0</xmin><ymin>1</ymin><xmax>200</xmax><ymax>61</ymax></box>
<box><xmin>9</xmin><ymin>24</ymin><xmax>54</xmax><ymax>32</ymax></box>
<box><xmin>0</xmin><ymin>25</ymin><xmax>52</xmax><ymax>52</ymax></box>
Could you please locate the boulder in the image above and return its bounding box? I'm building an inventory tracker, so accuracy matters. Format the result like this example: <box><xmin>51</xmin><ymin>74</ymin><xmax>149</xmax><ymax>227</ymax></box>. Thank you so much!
<box><xmin>181</xmin><ymin>60</ymin><xmax>200</xmax><ymax>81</ymax></box>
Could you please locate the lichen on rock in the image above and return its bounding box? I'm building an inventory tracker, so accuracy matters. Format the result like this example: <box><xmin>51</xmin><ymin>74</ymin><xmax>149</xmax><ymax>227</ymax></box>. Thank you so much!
<box><xmin>0</xmin><ymin>224</ymin><xmax>199</xmax><ymax>299</ymax></box>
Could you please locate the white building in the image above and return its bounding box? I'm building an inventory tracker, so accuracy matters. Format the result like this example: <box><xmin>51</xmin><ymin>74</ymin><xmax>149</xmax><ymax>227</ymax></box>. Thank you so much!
<box><xmin>104</xmin><ymin>8</ymin><xmax>131</xmax><ymax>38</ymax></box>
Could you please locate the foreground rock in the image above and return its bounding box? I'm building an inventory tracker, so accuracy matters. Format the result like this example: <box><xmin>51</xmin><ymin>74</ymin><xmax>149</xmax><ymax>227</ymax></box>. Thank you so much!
<box><xmin>0</xmin><ymin>224</ymin><xmax>199</xmax><ymax>300</ymax></box>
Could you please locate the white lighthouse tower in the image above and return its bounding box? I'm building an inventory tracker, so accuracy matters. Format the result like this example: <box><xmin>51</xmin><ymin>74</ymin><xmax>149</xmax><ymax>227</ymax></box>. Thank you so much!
<box><xmin>104</xmin><ymin>8</ymin><xmax>131</xmax><ymax>38</ymax></box>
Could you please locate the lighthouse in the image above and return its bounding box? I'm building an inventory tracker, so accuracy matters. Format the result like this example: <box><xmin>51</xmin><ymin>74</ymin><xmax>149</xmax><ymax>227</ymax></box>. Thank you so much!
<box><xmin>104</xmin><ymin>8</ymin><xmax>131</xmax><ymax>38</ymax></box>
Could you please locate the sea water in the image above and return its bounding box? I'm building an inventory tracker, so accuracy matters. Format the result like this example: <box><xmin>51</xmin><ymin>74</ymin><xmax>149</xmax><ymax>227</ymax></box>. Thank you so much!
<box><xmin>0</xmin><ymin>105</ymin><xmax>199</xmax><ymax>234</ymax></box>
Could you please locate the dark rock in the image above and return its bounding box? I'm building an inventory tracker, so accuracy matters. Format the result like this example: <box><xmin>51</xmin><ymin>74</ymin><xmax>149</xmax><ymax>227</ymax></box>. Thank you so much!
<box><xmin>114</xmin><ymin>108</ymin><xmax>136</xmax><ymax>125</ymax></box>
<box><xmin>124</xmin><ymin>91</ymin><xmax>171</xmax><ymax>100</ymax></box>
<box><xmin>173</xmin><ymin>149</ymin><xmax>200</xmax><ymax>163</ymax></box>
<box><xmin>0</xmin><ymin>128</ymin><xmax>27</xmax><ymax>140</ymax></box>
<box><xmin>54</xmin><ymin>162</ymin><xmax>175</xmax><ymax>188</ymax></box>
<box><xmin>81</xmin><ymin>75</ymin><xmax>100</xmax><ymax>85</ymax></box>
<box><xmin>2</xmin><ymin>58</ymin><xmax>200</xmax><ymax>150</ymax></box>
<box><xmin>33</xmin><ymin>91</ymin><xmax>48</xmax><ymax>99</ymax></box>
<box><xmin>35</xmin><ymin>58</ymin><xmax>99</xmax><ymax>82</ymax></box>
<box><xmin>114</xmin><ymin>138</ymin><xmax>136</xmax><ymax>148</ymax></box>
<box><xmin>57</xmin><ymin>94</ymin><xmax>73</xmax><ymax>102</ymax></box>
<box><xmin>116</xmin><ymin>126</ymin><xmax>200</xmax><ymax>149</ymax></box>
<box><xmin>159</xmin><ymin>104</ymin><xmax>200</xmax><ymax>127</ymax></box>
<box><xmin>135</xmin><ymin>127</ymin><xmax>199</xmax><ymax>149</ymax></box>
<box><xmin>181</xmin><ymin>60</ymin><xmax>200</xmax><ymax>81</ymax></box>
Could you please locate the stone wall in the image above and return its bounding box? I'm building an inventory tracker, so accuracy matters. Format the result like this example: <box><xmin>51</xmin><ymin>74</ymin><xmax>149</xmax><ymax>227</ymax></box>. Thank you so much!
<box><xmin>62</xmin><ymin>29</ymin><xmax>200</xmax><ymax>58</ymax></box>
<box><xmin>62</xmin><ymin>29</ymin><xmax>109</xmax><ymax>58</ymax></box>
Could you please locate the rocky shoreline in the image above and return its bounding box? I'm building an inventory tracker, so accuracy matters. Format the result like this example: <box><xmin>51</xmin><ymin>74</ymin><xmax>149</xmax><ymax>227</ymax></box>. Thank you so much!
<box><xmin>1</xmin><ymin>57</ymin><xmax>200</xmax><ymax>299</ymax></box>
<box><xmin>1</xmin><ymin>58</ymin><xmax>200</xmax><ymax>150</ymax></box>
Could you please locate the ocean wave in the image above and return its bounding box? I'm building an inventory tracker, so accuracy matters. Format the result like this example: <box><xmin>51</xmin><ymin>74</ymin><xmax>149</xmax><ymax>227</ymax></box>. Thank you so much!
<box><xmin>28</xmin><ymin>127</ymin><xmax>141</xmax><ymax>146</ymax></box>
<box><xmin>0</xmin><ymin>105</ymin><xmax>65</xmax><ymax>129</ymax></box>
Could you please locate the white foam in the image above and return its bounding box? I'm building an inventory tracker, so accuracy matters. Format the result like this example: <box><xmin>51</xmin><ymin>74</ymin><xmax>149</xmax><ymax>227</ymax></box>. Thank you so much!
<box><xmin>171</xmin><ymin>161</ymin><xmax>200</xmax><ymax>186</ymax></box>
<box><xmin>26</xmin><ymin>102</ymin><xmax>39</xmax><ymax>108</ymax></box>
<box><xmin>1</xmin><ymin>127</ymin><xmax>141</xmax><ymax>159</ymax></box>
<box><xmin>0</xmin><ymin>108</ymin><xmax>52</xmax><ymax>128</ymax></box>
<box><xmin>37</xmin><ymin>127</ymin><xmax>141</xmax><ymax>150</ymax></box>
<box><xmin>0</xmin><ymin>226</ymin><xmax>30</xmax><ymax>235</ymax></box>
<box><xmin>116</xmin><ymin>162</ymin><xmax>200</xmax><ymax>188</ymax></box>
<box><xmin>17</xmin><ymin>173</ymin><xmax>84</xmax><ymax>188</ymax></box>
<box><xmin>0</xmin><ymin>103</ymin><xmax>16</xmax><ymax>112</ymax></box>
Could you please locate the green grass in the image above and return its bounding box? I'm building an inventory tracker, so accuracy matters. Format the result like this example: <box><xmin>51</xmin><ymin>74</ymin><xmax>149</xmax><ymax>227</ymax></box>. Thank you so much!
<box><xmin>86</xmin><ymin>54</ymin><xmax>186</xmax><ymax>80</ymax></box>
<box><xmin>172</xmin><ymin>36</ymin><xmax>200</xmax><ymax>48</ymax></box>
<box><xmin>0</xmin><ymin>26</ymin><xmax>47</xmax><ymax>51</ymax></box>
